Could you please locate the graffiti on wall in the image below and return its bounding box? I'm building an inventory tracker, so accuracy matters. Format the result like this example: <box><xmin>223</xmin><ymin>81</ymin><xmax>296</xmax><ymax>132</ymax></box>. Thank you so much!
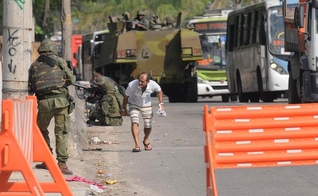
<box><xmin>14</xmin><ymin>0</ymin><xmax>25</xmax><ymax>10</ymax></box>
<box><xmin>7</xmin><ymin>29</ymin><xmax>21</xmax><ymax>74</ymax></box>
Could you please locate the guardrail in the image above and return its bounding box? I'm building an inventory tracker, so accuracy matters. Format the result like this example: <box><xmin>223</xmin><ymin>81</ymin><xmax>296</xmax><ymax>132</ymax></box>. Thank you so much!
<box><xmin>0</xmin><ymin>96</ymin><xmax>73</xmax><ymax>195</ymax></box>
<box><xmin>203</xmin><ymin>103</ymin><xmax>318</xmax><ymax>196</ymax></box>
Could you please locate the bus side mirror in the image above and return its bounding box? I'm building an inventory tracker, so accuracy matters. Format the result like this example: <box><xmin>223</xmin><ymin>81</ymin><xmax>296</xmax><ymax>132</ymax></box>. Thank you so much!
<box><xmin>294</xmin><ymin>6</ymin><xmax>304</xmax><ymax>28</ymax></box>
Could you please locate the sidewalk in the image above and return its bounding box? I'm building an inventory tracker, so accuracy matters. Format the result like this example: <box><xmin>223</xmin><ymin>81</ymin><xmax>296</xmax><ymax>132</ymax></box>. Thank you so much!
<box><xmin>5</xmin><ymin>89</ymin><xmax>158</xmax><ymax>195</ymax></box>
<box><xmin>8</xmin><ymin>112</ymin><xmax>92</xmax><ymax>196</ymax></box>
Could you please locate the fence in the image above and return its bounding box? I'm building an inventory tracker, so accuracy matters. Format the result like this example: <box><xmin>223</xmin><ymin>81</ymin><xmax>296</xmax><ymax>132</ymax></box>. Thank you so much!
<box><xmin>0</xmin><ymin>96</ymin><xmax>73</xmax><ymax>195</ymax></box>
<box><xmin>203</xmin><ymin>103</ymin><xmax>318</xmax><ymax>196</ymax></box>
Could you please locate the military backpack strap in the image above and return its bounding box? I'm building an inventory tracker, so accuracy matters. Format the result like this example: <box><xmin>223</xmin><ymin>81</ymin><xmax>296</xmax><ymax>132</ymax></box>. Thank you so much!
<box><xmin>37</xmin><ymin>55</ymin><xmax>57</xmax><ymax>67</ymax></box>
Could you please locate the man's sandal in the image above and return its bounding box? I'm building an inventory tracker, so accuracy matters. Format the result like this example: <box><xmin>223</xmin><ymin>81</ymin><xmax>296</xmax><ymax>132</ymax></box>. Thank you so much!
<box><xmin>143</xmin><ymin>141</ymin><xmax>152</xmax><ymax>151</ymax></box>
<box><xmin>132</xmin><ymin>147</ymin><xmax>141</xmax><ymax>152</ymax></box>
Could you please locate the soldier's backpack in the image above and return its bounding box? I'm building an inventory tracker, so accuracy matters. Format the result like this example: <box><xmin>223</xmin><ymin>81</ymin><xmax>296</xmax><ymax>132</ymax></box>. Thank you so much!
<box><xmin>30</xmin><ymin>55</ymin><xmax>66</xmax><ymax>93</ymax></box>
<box><xmin>114</xmin><ymin>83</ymin><xmax>125</xmax><ymax>110</ymax></box>
<box><xmin>95</xmin><ymin>76</ymin><xmax>126</xmax><ymax>111</ymax></box>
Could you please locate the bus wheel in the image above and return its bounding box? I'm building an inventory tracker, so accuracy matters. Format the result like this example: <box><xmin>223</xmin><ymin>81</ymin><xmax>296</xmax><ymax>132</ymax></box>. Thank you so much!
<box><xmin>237</xmin><ymin>75</ymin><xmax>248</xmax><ymax>102</ymax></box>
<box><xmin>262</xmin><ymin>92</ymin><xmax>274</xmax><ymax>102</ymax></box>
<box><xmin>249</xmin><ymin>93</ymin><xmax>260</xmax><ymax>102</ymax></box>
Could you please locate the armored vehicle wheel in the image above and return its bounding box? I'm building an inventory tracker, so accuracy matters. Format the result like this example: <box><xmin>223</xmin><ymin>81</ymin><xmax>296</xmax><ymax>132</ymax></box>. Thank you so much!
<box><xmin>185</xmin><ymin>76</ymin><xmax>198</xmax><ymax>103</ymax></box>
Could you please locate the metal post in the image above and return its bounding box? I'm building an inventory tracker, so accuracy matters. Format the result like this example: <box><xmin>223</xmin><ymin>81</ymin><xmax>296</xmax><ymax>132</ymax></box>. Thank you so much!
<box><xmin>2</xmin><ymin>1</ymin><xmax>34</xmax><ymax>102</ymax></box>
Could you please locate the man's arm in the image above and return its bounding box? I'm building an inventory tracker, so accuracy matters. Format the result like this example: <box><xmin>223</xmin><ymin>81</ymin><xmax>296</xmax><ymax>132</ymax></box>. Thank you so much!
<box><xmin>136</xmin><ymin>19</ymin><xmax>149</xmax><ymax>30</ymax></box>
<box><xmin>157</xmin><ymin>90</ymin><xmax>164</xmax><ymax>110</ymax></box>
<box><xmin>121</xmin><ymin>95</ymin><xmax>129</xmax><ymax>116</ymax></box>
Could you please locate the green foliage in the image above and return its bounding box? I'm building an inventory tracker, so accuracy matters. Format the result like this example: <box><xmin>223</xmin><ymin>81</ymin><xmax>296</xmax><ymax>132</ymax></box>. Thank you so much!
<box><xmin>33</xmin><ymin>0</ymin><xmax>62</xmax><ymax>37</ymax></box>
<box><xmin>156</xmin><ymin>4</ymin><xmax>178</xmax><ymax>21</ymax></box>
<box><xmin>35</xmin><ymin>25</ymin><xmax>44</xmax><ymax>34</ymax></box>
<box><xmin>0</xmin><ymin>0</ymin><xmax>257</xmax><ymax>37</ymax></box>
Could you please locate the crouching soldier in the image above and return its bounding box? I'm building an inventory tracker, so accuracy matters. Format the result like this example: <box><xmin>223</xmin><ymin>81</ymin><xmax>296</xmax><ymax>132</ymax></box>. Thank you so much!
<box><xmin>88</xmin><ymin>76</ymin><xmax>123</xmax><ymax>126</ymax></box>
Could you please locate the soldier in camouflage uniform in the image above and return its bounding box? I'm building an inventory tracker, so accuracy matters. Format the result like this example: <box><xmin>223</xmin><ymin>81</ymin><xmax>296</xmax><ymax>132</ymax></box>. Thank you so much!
<box><xmin>88</xmin><ymin>75</ymin><xmax>123</xmax><ymax>126</ymax></box>
<box><xmin>162</xmin><ymin>16</ymin><xmax>175</xmax><ymax>30</ymax></box>
<box><xmin>28</xmin><ymin>38</ymin><xmax>75</xmax><ymax>175</ymax></box>
<box><xmin>132</xmin><ymin>11</ymin><xmax>149</xmax><ymax>31</ymax></box>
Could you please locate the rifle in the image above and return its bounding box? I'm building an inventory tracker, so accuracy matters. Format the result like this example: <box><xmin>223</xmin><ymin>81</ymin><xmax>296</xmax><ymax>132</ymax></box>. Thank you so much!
<box><xmin>73</xmin><ymin>82</ymin><xmax>104</xmax><ymax>104</ymax></box>
<box><xmin>74</xmin><ymin>82</ymin><xmax>105</xmax><ymax>119</ymax></box>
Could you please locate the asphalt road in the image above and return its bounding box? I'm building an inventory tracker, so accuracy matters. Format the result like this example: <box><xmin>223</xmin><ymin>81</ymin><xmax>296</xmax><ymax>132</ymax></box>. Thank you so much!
<box><xmin>88</xmin><ymin>96</ymin><xmax>318</xmax><ymax>196</ymax></box>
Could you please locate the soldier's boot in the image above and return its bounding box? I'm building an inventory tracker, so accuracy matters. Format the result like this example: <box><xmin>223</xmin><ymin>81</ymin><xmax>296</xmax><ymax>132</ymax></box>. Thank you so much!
<box><xmin>35</xmin><ymin>162</ymin><xmax>48</xmax><ymax>170</ymax></box>
<box><xmin>58</xmin><ymin>163</ymin><xmax>73</xmax><ymax>175</ymax></box>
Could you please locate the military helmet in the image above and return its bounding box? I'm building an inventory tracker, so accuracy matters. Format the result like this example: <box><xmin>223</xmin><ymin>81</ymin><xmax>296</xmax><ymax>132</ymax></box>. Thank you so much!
<box><xmin>37</xmin><ymin>38</ymin><xmax>58</xmax><ymax>55</ymax></box>
<box><xmin>122</xmin><ymin>11</ymin><xmax>130</xmax><ymax>21</ymax></box>
<box><xmin>95</xmin><ymin>76</ymin><xmax>106</xmax><ymax>86</ymax></box>
<box><xmin>137</xmin><ymin>11</ymin><xmax>145</xmax><ymax>16</ymax></box>
<box><xmin>165</xmin><ymin>16</ymin><xmax>174</xmax><ymax>24</ymax></box>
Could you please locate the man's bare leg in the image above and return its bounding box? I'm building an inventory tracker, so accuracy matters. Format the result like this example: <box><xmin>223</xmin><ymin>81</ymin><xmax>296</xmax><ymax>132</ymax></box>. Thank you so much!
<box><xmin>143</xmin><ymin>128</ymin><xmax>152</xmax><ymax>149</ymax></box>
<box><xmin>131</xmin><ymin>123</ymin><xmax>140</xmax><ymax>149</ymax></box>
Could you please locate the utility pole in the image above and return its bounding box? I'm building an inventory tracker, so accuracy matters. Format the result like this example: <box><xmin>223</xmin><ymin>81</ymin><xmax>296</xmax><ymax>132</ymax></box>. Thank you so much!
<box><xmin>61</xmin><ymin>0</ymin><xmax>72</xmax><ymax>61</ymax></box>
<box><xmin>2</xmin><ymin>1</ymin><xmax>33</xmax><ymax>107</ymax></box>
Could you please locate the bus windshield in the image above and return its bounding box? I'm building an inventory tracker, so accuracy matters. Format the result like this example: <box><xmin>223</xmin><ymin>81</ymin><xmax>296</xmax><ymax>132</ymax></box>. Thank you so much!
<box><xmin>268</xmin><ymin>5</ymin><xmax>296</xmax><ymax>56</ymax></box>
<box><xmin>199</xmin><ymin>34</ymin><xmax>224</xmax><ymax>68</ymax></box>
<box><xmin>189</xmin><ymin>17</ymin><xmax>228</xmax><ymax>70</ymax></box>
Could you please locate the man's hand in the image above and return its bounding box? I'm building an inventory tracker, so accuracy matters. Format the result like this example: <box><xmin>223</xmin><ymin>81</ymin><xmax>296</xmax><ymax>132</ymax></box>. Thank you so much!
<box><xmin>159</xmin><ymin>103</ymin><xmax>165</xmax><ymax>111</ymax></box>
<box><xmin>121</xmin><ymin>108</ymin><xmax>127</xmax><ymax>116</ymax></box>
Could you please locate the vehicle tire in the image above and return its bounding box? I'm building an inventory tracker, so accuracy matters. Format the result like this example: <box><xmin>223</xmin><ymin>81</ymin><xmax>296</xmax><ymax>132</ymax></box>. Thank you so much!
<box><xmin>237</xmin><ymin>73</ymin><xmax>248</xmax><ymax>102</ymax></box>
<box><xmin>288</xmin><ymin>72</ymin><xmax>301</xmax><ymax>104</ymax></box>
<box><xmin>251</xmin><ymin>68</ymin><xmax>262</xmax><ymax>102</ymax></box>
<box><xmin>221</xmin><ymin>95</ymin><xmax>229</xmax><ymax>102</ymax></box>
<box><xmin>249</xmin><ymin>93</ymin><xmax>260</xmax><ymax>102</ymax></box>
<box><xmin>168</xmin><ymin>90</ymin><xmax>182</xmax><ymax>103</ymax></box>
<box><xmin>185</xmin><ymin>75</ymin><xmax>198</xmax><ymax>103</ymax></box>
<box><xmin>262</xmin><ymin>92</ymin><xmax>274</xmax><ymax>102</ymax></box>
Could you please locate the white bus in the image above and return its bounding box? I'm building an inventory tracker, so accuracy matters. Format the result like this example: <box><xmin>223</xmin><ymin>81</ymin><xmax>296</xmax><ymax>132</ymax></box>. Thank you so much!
<box><xmin>225</xmin><ymin>0</ymin><xmax>297</xmax><ymax>102</ymax></box>
<box><xmin>186</xmin><ymin>9</ymin><xmax>237</xmax><ymax>102</ymax></box>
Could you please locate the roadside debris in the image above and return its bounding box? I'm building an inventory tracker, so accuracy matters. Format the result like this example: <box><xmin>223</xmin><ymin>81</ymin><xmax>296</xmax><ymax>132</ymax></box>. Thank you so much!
<box><xmin>65</xmin><ymin>175</ymin><xmax>104</xmax><ymax>189</ymax></box>
<box><xmin>90</xmin><ymin>136</ymin><xmax>119</xmax><ymax>144</ymax></box>
<box><xmin>90</xmin><ymin>184</ymin><xmax>104</xmax><ymax>193</ymax></box>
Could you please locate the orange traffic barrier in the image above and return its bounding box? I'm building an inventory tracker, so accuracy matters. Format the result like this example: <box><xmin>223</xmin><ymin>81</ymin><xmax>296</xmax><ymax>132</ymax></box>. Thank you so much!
<box><xmin>0</xmin><ymin>96</ymin><xmax>73</xmax><ymax>196</ymax></box>
<box><xmin>203</xmin><ymin>103</ymin><xmax>318</xmax><ymax>196</ymax></box>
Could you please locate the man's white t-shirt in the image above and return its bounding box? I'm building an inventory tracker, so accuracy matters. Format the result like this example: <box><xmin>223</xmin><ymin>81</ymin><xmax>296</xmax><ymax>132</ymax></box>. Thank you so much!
<box><xmin>125</xmin><ymin>79</ymin><xmax>161</xmax><ymax>107</ymax></box>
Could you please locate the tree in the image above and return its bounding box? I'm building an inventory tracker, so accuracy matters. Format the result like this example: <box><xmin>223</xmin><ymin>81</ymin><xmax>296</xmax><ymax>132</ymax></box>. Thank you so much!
<box><xmin>42</xmin><ymin>0</ymin><xmax>50</xmax><ymax>28</ymax></box>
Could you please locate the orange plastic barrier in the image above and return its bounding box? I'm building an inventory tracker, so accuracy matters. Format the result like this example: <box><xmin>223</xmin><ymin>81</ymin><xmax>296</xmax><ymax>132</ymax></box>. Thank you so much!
<box><xmin>0</xmin><ymin>96</ymin><xmax>73</xmax><ymax>196</ymax></box>
<box><xmin>203</xmin><ymin>103</ymin><xmax>318</xmax><ymax>196</ymax></box>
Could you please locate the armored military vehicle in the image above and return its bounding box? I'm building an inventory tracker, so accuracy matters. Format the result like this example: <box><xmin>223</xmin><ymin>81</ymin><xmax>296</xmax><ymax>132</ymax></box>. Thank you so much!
<box><xmin>92</xmin><ymin>12</ymin><xmax>203</xmax><ymax>102</ymax></box>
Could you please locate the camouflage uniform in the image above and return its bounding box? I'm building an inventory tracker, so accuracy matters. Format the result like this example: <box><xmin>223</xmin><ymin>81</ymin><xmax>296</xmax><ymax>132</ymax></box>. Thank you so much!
<box><xmin>161</xmin><ymin>16</ymin><xmax>175</xmax><ymax>30</ymax></box>
<box><xmin>89</xmin><ymin>76</ymin><xmax>123</xmax><ymax>126</ymax></box>
<box><xmin>133</xmin><ymin>11</ymin><xmax>149</xmax><ymax>31</ymax></box>
<box><xmin>28</xmin><ymin>39</ymin><xmax>75</xmax><ymax>175</ymax></box>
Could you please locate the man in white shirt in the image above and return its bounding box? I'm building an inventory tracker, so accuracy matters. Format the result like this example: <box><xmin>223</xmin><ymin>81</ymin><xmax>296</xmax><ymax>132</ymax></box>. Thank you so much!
<box><xmin>121</xmin><ymin>72</ymin><xmax>164</xmax><ymax>152</ymax></box>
